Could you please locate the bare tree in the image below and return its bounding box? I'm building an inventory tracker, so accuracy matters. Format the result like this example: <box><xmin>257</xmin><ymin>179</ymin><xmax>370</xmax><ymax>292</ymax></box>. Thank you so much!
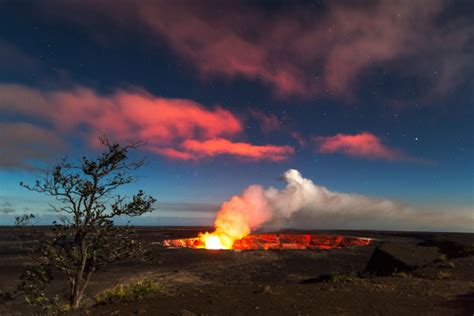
<box><xmin>18</xmin><ymin>137</ymin><xmax>156</xmax><ymax>311</ymax></box>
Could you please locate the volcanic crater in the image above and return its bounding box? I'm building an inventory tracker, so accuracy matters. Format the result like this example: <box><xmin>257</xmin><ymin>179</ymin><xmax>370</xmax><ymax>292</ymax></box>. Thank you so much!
<box><xmin>161</xmin><ymin>233</ymin><xmax>372</xmax><ymax>250</ymax></box>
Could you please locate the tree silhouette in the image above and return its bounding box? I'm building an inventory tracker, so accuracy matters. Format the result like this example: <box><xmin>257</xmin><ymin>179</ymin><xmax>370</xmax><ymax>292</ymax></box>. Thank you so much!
<box><xmin>19</xmin><ymin>137</ymin><xmax>156</xmax><ymax>311</ymax></box>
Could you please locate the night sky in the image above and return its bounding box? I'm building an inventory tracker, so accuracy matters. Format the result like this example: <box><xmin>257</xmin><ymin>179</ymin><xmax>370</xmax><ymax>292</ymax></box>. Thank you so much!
<box><xmin>0</xmin><ymin>0</ymin><xmax>472</xmax><ymax>230</ymax></box>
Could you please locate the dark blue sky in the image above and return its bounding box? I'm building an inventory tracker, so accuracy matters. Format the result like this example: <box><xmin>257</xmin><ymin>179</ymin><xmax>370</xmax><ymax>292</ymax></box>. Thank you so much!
<box><xmin>0</xmin><ymin>0</ymin><xmax>472</xmax><ymax>228</ymax></box>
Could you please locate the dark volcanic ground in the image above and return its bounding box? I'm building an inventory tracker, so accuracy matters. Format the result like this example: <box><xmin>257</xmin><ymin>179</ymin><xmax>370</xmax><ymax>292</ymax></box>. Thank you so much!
<box><xmin>0</xmin><ymin>227</ymin><xmax>473</xmax><ymax>315</ymax></box>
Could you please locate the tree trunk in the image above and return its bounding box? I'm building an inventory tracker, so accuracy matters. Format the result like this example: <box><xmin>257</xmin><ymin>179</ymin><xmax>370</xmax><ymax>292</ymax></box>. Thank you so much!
<box><xmin>78</xmin><ymin>269</ymin><xmax>94</xmax><ymax>307</ymax></box>
<box><xmin>70</xmin><ymin>283</ymin><xmax>80</xmax><ymax>309</ymax></box>
<box><xmin>70</xmin><ymin>238</ymin><xmax>88</xmax><ymax>309</ymax></box>
<box><xmin>68</xmin><ymin>278</ymin><xmax>75</xmax><ymax>308</ymax></box>
<box><xmin>69</xmin><ymin>273</ymin><xmax>84</xmax><ymax>309</ymax></box>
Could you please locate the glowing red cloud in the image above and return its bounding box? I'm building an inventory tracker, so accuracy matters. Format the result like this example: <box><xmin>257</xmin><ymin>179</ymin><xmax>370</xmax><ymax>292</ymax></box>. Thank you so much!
<box><xmin>0</xmin><ymin>84</ymin><xmax>294</xmax><ymax>162</ymax></box>
<box><xmin>53</xmin><ymin>88</ymin><xmax>242</xmax><ymax>144</ymax></box>
<box><xmin>0</xmin><ymin>84</ymin><xmax>241</xmax><ymax>142</ymax></box>
<box><xmin>157</xmin><ymin>138</ymin><xmax>294</xmax><ymax>161</ymax></box>
<box><xmin>183</xmin><ymin>138</ymin><xmax>294</xmax><ymax>161</ymax></box>
<box><xmin>149</xmin><ymin>147</ymin><xmax>194</xmax><ymax>161</ymax></box>
<box><xmin>314</xmin><ymin>132</ymin><xmax>404</xmax><ymax>161</ymax></box>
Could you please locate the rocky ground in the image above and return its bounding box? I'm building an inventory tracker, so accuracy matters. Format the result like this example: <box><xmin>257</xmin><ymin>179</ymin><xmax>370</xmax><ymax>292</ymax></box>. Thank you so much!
<box><xmin>0</xmin><ymin>227</ymin><xmax>473</xmax><ymax>315</ymax></box>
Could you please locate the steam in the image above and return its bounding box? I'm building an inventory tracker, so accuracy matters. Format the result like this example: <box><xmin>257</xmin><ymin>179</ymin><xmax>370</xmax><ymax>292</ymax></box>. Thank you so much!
<box><xmin>212</xmin><ymin>169</ymin><xmax>473</xmax><ymax>234</ymax></box>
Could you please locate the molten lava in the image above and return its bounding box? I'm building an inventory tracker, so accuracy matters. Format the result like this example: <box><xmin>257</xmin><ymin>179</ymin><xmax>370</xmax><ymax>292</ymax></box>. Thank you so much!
<box><xmin>199</xmin><ymin>232</ymin><xmax>228</xmax><ymax>250</ymax></box>
<box><xmin>198</xmin><ymin>228</ymin><xmax>245</xmax><ymax>250</ymax></box>
<box><xmin>161</xmin><ymin>233</ymin><xmax>372</xmax><ymax>250</ymax></box>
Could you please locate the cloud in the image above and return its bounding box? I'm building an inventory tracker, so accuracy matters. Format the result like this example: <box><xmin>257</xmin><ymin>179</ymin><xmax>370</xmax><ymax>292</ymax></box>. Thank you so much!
<box><xmin>0</xmin><ymin>39</ymin><xmax>38</xmax><ymax>73</ymax></box>
<box><xmin>290</xmin><ymin>132</ymin><xmax>306</xmax><ymax>147</ymax></box>
<box><xmin>0</xmin><ymin>122</ymin><xmax>67</xmax><ymax>170</ymax></box>
<box><xmin>154</xmin><ymin>202</ymin><xmax>218</xmax><ymax>218</ymax></box>
<box><xmin>181</xmin><ymin>138</ymin><xmax>294</xmax><ymax>161</ymax></box>
<box><xmin>36</xmin><ymin>0</ymin><xmax>474</xmax><ymax>101</ymax></box>
<box><xmin>273</xmin><ymin>170</ymin><xmax>474</xmax><ymax>232</ymax></box>
<box><xmin>251</xmin><ymin>111</ymin><xmax>281</xmax><ymax>134</ymax></box>
<box><xmin>0</xmin><ymin>84</ymin><xmax>241</xmax><ymax>142</ymax></box>
<box><xmin>156</xmin><ymin>202</ymin><xmax>219</xmax><ymax>213</ymax></box>
<box><xmin>0</xmin><ymin>84</ymin><xmax>294</xmax><ymax>164</ymax></box>
<box><xmin>152</xmin><ymin>138</ymin><xmax>294</xmax><ymax>161</ymax></box>
<box><xmin>0</xmin><ymin>201</ymin><xmax>15</xmax><ymax>214</ymax></box>
<box><xmin>211</xmin><ymin>169</ymin><xmax>474</xmax><ymax>234</ymax></box>
<box><xmin>314</xmin><ymin>132</ymin><xmax>407</xmax><ymax>161</ymax></box>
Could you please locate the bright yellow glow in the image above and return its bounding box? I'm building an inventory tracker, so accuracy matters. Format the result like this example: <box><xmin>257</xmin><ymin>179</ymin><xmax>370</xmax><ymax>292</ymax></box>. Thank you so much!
<box><xmin>198</xmin><ymin>232</ymin><xmax>234</xmax><ymax>249</ymax></box>
<box><xmin>204</xmin><ymin>235</ymin><xmax>225</xmax><ymax>249</ymax></box>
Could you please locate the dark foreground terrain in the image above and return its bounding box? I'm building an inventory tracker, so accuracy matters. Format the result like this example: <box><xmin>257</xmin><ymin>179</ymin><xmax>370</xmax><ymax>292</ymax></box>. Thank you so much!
<box><xmin>0</xmin><ymin>227</ymin><xmax>473</xmax><ymax>315</ymax></box>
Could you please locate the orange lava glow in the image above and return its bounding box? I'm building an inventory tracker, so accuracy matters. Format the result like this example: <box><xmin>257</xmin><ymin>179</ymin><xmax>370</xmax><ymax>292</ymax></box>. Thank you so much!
<box><xmin>161</xmin><ymin>233</ymin><xmax>372</xmax><ymax>250</ymax></box>
<box><xmin>199</xmin><ymin>232</ymin><xmax>229</xmax><ymax>250</ymax></box>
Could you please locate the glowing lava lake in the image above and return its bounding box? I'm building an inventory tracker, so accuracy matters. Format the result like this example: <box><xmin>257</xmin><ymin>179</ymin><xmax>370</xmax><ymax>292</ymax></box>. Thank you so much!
<box><xmin>161</xmin><ymin>234</ymin><xmax>372</xmax><ymax>250</ymax></box>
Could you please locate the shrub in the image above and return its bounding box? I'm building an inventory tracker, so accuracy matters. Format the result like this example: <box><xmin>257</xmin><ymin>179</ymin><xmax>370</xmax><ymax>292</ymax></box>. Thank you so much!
<box><xmin>95</xmin><ymin>279</ymin><xmax>160</xmax><ymax>304</ymax></box>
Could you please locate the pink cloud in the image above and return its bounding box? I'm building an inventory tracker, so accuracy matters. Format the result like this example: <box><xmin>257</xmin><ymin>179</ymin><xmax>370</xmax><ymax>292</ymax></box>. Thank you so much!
<box><xmin>0</xmin><ymin>84</ymin><xmax>241</xmax><ymax>142</ymax></box>
<box><xmin>150</xmin><ymin>138</ymin><xmax>295</xmax><ymax>162</ymax></box>
<box><xmin>37</xmin><ymin>1</ymin><xmax>473</xmax><ymax>101</ymax></box>
<box><xmin>314</xmin><ymin>132</ymin><xmax>405</xmax><ymax>161</ymax></box>
<box><xmin>181</xmin><ymin>138</ymin><xmax>294</xmax><ymax>161</ymax></box>
<box><xmin>0</xmin><ymin>84</ymin><xmax>294</xmax><ymax>162</ymax></box>
<box><xmin>290</xmin><ymin>132</ymin><xmax>306</xmax><ymax>147</ymax></box>
<box><xmin>148</xmin><ymin>147</ymin><xmax>194</xmax><ymax>161</ymax></box>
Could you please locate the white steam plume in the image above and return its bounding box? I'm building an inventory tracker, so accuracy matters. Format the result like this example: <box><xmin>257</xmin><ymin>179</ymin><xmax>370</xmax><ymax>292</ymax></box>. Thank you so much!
<box><xmin>213</xmin><ymin>169</ymin><xmax>473</xmax><ymax>234</ymax></box>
